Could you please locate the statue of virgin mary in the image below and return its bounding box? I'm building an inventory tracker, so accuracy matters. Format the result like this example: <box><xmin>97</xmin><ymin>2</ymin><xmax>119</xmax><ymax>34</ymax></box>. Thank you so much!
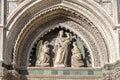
<box><xmin>54</xmin><ymin>30</ymin><xmax>71</xmax><ymax>67</ymax></box>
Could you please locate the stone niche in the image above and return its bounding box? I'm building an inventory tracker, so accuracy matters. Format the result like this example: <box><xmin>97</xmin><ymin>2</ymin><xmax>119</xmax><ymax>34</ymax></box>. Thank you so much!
<box><xmin>29</xmin><ymin>27</ymin><xmax>91</xmax><ymax>68</ymax></box>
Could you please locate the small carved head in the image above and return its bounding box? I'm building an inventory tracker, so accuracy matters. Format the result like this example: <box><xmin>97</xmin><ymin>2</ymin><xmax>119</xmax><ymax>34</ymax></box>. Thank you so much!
<box><xmin>44</xmin><ymin>41</ymin><xmax>49</xmax><ymax>46</ymax></box>
<box><xmin>73</xmin><ymin>42</ymin><xmax>81</xmax><ymax>53</ymax></box>
<box><xmin>58</xmin><ymin>30</ymin><xmax>64</xmax><ymax>37</ymax></box>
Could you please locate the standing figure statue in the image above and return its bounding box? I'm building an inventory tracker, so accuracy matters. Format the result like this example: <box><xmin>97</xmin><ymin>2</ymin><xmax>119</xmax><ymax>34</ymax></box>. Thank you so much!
<box><xmin>54</xmin><ymin>30</ymin><xmax>71</xmax><ymax>67</ymax></box>
<box><xmin>71</xmin><ymin>42</ymin><xmax>84</xmax><ymax>67</ymax></box>
<box><xmin>36</xmin><ymin>41</ymin><xmax>50</xmax><ymax>67</ymax></box>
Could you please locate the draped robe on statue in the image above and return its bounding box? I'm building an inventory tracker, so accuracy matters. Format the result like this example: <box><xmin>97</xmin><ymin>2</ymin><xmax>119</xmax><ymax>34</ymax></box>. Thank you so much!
<box><xmin>54</xmin><ymin>30</ymin><xmax>70</xmax><ymax>67</ymax></box>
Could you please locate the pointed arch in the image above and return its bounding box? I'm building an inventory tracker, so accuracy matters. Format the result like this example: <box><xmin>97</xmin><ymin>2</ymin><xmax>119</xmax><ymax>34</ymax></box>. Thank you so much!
<box><xmin>5</xmin><ymin>0</ymin><xmax>116</xmax><ymax>69</ymax></box>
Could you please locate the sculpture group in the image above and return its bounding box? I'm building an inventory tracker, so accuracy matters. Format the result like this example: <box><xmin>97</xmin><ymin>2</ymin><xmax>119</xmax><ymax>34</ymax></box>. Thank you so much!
<box><xmin>36</xmin><ymin>30</ymin><xmax>84</xmax><ymax>67</ymax></box>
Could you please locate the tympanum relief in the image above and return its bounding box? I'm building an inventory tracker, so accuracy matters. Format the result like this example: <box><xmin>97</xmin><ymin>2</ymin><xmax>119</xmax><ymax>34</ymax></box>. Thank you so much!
<box><xmin>31</xmin><ymin>28</ymin><xmax>91</xmax><ymax>67</ymax></box>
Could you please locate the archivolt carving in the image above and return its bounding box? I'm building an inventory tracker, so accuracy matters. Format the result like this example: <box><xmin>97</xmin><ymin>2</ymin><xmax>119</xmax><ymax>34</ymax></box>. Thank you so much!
<box><xmin>13</xmin><ymin>6</ymin><xmax>108</xmax><ymax>68</ymax></box>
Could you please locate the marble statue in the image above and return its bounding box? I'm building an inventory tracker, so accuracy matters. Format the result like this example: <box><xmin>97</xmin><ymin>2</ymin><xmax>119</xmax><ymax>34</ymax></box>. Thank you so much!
<box><xmin>54</xmin><ymin>30</ymin><xmax>71</xmax><ymax>67</ymax></box>
<box><xmin>36</xmin><ymin>41</ymin><xmax>50</xmax><ymax>67</ymax></box>
<box><xmin>71</xmin><ymin>42</ymin><xmax>84</xmax><ymax>67</ymax></box>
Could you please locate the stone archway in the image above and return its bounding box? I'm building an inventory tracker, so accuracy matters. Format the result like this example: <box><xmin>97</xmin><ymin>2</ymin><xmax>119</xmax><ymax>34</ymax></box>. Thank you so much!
<box><xmin>12</xmin><ymin>8</ymin><xmax>108</xmax><ymax>69</ymax></box>
<box><xmin>5</xmin><ymin>0</ymin><xmax>116</xmax><ymax>69</ymax></box>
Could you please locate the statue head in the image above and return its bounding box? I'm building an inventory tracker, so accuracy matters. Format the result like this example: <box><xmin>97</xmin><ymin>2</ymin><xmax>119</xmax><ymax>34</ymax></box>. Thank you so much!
<box><xmin>58</xmin><ymin>30</ymin><xmax>64</xmax><ymax>37</ymax></box>
<box><xmin>73</xmin><ymin>42</ymin><xmax>81</xmax><ymax>53</ymax></box>
<box><xmin>44</xmin><ymin>41</ymin><xmax>49</xmax><ymax>46</ymax></box>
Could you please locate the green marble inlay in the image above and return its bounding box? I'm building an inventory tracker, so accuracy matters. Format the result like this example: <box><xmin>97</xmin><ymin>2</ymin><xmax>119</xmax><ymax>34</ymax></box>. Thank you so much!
<box><xmin>108</xmin><ymin>66</ymin><xmax>114</xmax><ymax>70</ymax></box>
<box><xmin>19</xmin><ymin>60</ymin><xmax>120</xmax><ymax>75</ymax></box>
<box><xmin>70</xmin><ymin>70</ymin><xmax>88</xmax><ymax>75</ymax></box>
<box><xmin>70</xmin><ymin>71</ymin><xmax>76</xmax><ymax>75</ymax></box>
<box><xmin>63</xmin><ymin>70</ymin><xmax>70</xmax><ymax>75</ymax></box>
<box><xmin>80</xmin><ymin>70</ymin><xmax>88</xmax><ymax>75</ymax></box>
<box><xmin>51</xmin><ymin>70</ymin><xmax>58</xmax><ymax>74</ymax></box>
<box><xmin>36</xmin><ymin>70</ymin><xmax>44</xmax><ymax>74</ymax></box>
<box><xmin>58</xmin><ymin>70</ymin><xmax>63</xmax><ymax>75</ymax></box>
<box><xmin>28</xmin><ymin>70</ymin><xmax>36</xmax><ymax>74</ymax></box>
<box><xmin>104</xmin><ymin>65</ymin><xmax>115</xmax><ymax>70</ymax></box>
<box><xmin>19</xmin><ymin>70</ymin><xmax>29</xmax><ymax>75</ymax></box>
<box><xmin>94</xmin><ymin>70</ymin><xmax>102</xmax><ymax>75</ymax></box>
<box><xmin>88</xmin><ymin>70</ymin><xmax>93</xmax><ymax>75</ymax></box>
<box><xmin>44</xmin><ymin>70</ymin><xmax>51</xmax><ymax>74</ymax></box>
<box><xmin>115</xmin><ymin>63</ymin><xmax>120</xmax><ymax>68</ymax></box>
<box><xmin>75</xmin><ymin>71</ymin><xmax>79</xmax><ymax>75</ymax></box>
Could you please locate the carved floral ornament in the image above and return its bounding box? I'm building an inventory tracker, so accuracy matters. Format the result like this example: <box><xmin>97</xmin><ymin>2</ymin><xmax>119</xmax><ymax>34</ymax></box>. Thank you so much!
<box><xmin>12</xmin><ymin>5</ymin><xmax>108</xmax><ymax>68</ymax></box>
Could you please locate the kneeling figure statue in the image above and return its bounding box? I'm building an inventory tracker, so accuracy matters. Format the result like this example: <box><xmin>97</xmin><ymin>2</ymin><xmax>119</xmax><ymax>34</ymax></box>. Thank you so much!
<box><xmin>71</xmin><ymin>42</ymin><xmax>84</xmax><ymax>67</ymax></box>
<box><xmin>36</xmin><ymin>41</ymin><xmax>50</xmax><ymax>67</ymax></box>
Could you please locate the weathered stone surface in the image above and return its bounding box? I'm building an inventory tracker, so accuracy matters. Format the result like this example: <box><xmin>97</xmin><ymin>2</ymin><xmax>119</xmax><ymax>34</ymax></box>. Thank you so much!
<box><xmin>1</xmin><ymin>0</ymin><xmax>118</xmax><ymax>80</ymax></box>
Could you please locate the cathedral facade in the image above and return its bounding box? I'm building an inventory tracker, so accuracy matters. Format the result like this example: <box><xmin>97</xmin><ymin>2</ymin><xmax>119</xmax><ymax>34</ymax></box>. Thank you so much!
<box><xmin>0</xmin><ymin>0</ymin><xmax>119</xmax><ymax>80</ymax></box>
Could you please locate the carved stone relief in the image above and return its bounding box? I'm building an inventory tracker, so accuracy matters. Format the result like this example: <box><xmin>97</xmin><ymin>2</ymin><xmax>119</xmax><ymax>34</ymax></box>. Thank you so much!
<box><xmin>4</xmin><ymin>0</ymin><xmax>116</xmax><ymax>80</ymax></box>
<box><xmin>12</xmin><ymin>6</ymin><xmax>109</xmax><ymax>68</ymax></box>
<box><xmin>32</xmin><ymin>29</ymin><xmax>88</xmax><ymax>67</ymax></box>
<box><xmin>13</xmin><ymin>16</ymin><xmax>107</xmax><ymax>68</ymax></box>
<box><xmin>4</xmin><ymin>0</ymin><xmax>115</xmax><ymax>71</ymax></box>
<box><xmin>14</xmin><ymin>16</ymin><xmax>108</xmax><ymax>68</ymax></box>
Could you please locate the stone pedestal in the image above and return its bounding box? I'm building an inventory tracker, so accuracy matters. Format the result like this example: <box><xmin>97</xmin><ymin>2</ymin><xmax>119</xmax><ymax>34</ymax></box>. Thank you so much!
<box><xmin>72</xmin><ymin>61</ymin><xmax>84</xmax><ymax>68</ymax></box>
<box><xmin>36</xmin><ymin>63</ymin><xmax>50</xmax><ymax>67</ymax></box>
<box><xmin>54</xmin><ymin>64</ymin><xmax>65</xmax><ymax>67</ymax></box>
